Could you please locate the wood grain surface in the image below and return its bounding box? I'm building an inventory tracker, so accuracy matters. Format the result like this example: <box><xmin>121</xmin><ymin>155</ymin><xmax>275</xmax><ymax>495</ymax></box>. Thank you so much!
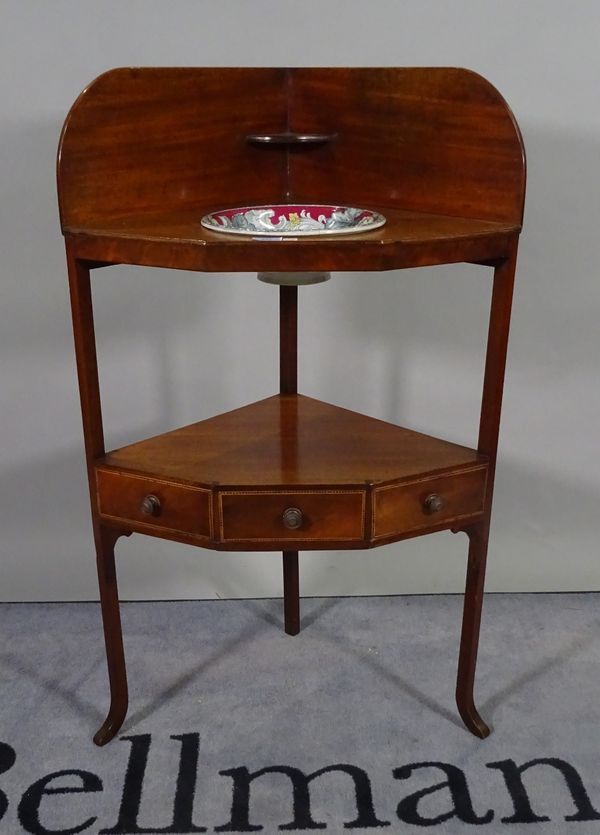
<box><xmin>58</xmin><ymin>67</ymin><xmax>525</xmax><ymax>272</ymax></box>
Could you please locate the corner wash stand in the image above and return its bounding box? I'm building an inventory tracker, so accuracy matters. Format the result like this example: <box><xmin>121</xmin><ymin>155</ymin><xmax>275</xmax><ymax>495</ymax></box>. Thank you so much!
<box><xmin>57</xmin><ymin>68</ymin><xmax>526</xmax><ymax>744</ymax></box>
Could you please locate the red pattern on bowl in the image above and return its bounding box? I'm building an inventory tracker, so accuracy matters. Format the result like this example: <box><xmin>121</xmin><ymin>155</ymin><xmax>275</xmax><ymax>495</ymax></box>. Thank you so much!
<box><xmin>201</xmin><ymin>204</ymin><xmax>386</xmax><ymax>236</ymax></box>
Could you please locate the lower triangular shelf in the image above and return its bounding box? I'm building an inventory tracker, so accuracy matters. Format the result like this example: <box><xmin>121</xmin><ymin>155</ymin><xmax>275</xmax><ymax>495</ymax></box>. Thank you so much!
<box><xmin>96</xmin><ymin>395</ymin><xmax>488</xmax><ymax>549</ymax></box>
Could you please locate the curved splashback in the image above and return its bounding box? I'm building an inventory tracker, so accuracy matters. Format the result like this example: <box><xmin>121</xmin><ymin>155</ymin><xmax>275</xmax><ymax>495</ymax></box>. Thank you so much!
<box><xmin>57</xmin><ymin>67</ymin><xmax>525</xmax><ymax>232</ymax></box>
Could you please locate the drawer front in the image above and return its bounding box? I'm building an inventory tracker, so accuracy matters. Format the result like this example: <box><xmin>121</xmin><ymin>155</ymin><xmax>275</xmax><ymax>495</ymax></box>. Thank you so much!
<box><xmin>96</xmin><ymin>469</ymin><xmax>211</xmax><ymax>539</ymax></box>
<box><xmin>219</xmin><ymin>490</ymin><xmax>366</xmax><ymax>543</ymax></box>
<box><xmin>373</xmin><ymin>467</ymin><xmax>487</xmax><ymax>540</ymax></box>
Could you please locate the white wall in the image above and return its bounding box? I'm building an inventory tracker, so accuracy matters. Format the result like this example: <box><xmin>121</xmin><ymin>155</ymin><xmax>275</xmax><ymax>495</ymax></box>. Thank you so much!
<box><xmin>1</xmin><ymin>0</ymin><xmax>599</xmax><ymax>601</ymax></box>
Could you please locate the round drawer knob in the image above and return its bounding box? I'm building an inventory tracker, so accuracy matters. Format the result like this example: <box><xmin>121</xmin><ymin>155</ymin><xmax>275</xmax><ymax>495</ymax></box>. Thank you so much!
<box><xmin>140</xmin><ymin>494</ymin><xmax>161</xmax><ymax>517</ymax></box>
<box><xmin>282</xmin><ymin>507</ymin><xmax>303</xmax><ymax>530</ymax></box>
<box><xmin>424</xmin><ymin>493</ymin><xmax>444</xmax><ymax>514</ymax></box>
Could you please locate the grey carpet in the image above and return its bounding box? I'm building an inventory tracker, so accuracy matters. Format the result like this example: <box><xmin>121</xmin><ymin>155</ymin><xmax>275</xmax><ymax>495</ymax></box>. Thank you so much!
<box><xmin>1</xmin><ymin>593</ymin><xmax>600</xmax><ymax>834</ymax></box>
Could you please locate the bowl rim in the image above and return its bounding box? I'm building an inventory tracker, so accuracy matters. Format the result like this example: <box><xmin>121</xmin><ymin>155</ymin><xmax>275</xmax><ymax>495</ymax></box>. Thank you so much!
<box><xmin>200</xmin><ymin>203</ymin><xmax>386</xmax><ymax>237</ymax></box>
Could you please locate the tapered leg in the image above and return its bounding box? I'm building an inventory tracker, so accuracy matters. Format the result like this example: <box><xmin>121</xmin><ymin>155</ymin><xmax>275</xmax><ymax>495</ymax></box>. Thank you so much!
<box><xmin>455</xmin><ymin>245</ymin><xmax>518</xmax><ymax>738</ymax></box>
<box><xmin>93</xmin><ymin>526</ymin><xmax>129</xmax><ymax>746</ymax></box>
<box><xmin>283</xmin><ymin>550</ymin><xmax>300</xmax><ymax>636</ymax></box>
<box><xmin>66</xmin><ymin>246</ymin><xmax>131</xmax><ymax>743</ymax></box>
<box><xmin>456</xmin><ymin>523</ymin><xmax>490</xmax><ymax>738</ymax></box>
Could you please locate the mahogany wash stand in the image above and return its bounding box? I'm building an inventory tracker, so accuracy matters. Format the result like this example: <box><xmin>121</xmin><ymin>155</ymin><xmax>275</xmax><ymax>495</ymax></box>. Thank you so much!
<box><xmin>57</xmin><ymin>68</ymin><xmax>526</xmax><ymax>745</ymax></box>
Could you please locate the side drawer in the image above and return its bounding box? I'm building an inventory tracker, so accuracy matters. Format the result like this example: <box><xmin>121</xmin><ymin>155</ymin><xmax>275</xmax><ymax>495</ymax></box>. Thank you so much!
<box><xmin>373</xmin><ymin>466</ymin><xmax>487</xmax><ymax>540</ymax></box>
<box><xmin>96</xmin><ymin>469</ymin><xmax>211</xmax><ymax>539</ymax></box>
<box><xmin>219</xmin><ymin>489</ymin><xmax>366</xmax><ymax>543</ymax></box>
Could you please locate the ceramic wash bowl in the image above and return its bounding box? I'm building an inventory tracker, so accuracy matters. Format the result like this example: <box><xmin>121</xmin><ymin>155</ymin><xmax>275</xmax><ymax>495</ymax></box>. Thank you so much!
<box><xmin>201</xmin><ymin>204</ymin><xmax>386</xmax><ymax>237</ymax></box>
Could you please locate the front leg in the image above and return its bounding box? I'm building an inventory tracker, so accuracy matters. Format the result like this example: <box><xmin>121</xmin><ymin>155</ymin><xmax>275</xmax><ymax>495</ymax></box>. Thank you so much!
<box><xmin>456</xmin><ymin>522</ymin><xmax>491</xmax><ymax>738</ymax></box>
<box><xmin>93</xmin><ymin>526</ymin><xmax>130</xmax><ymax>746</ymax></box>
<box><xmin>456</xmin><ymin>249</ymin><xmax>518</xmax><ymax>738</ymax></box>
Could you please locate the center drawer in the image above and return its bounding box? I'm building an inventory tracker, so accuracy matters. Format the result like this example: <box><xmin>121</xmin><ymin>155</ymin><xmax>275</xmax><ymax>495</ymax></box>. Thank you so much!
<box><xmin>218</xmin><ymin>489</ymin><xmax>366</xmax><ymax>544</ymax></box>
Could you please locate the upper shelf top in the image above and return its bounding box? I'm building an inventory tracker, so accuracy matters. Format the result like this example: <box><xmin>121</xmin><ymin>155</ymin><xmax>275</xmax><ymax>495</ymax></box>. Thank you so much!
<box><xmin>57</xmin><ymin>67</ymin><xmax>526</xmax><ymax>271</ymax></box>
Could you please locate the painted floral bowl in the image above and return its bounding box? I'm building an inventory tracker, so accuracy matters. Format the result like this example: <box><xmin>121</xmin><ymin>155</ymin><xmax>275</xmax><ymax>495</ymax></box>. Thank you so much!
<box><xmin>200</xmin><ymin>204</ymin><xmax>386</xmax><ymax>237</ymax></box>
